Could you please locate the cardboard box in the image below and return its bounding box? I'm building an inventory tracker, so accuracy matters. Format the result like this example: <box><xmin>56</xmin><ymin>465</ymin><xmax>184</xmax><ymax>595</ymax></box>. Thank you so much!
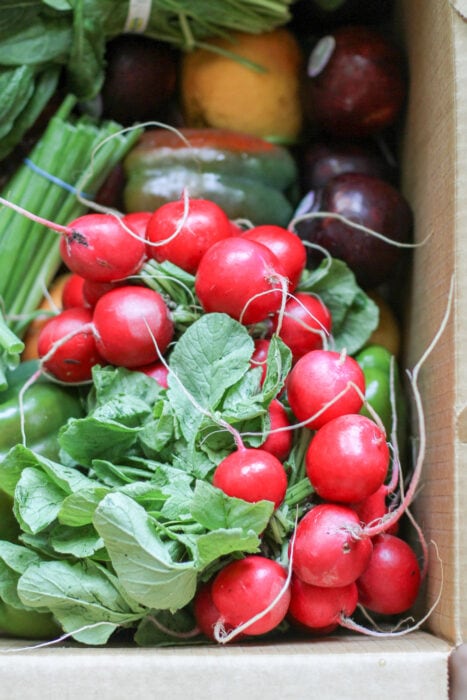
<box><xmin>400</xmin><ymin>0</ymin><xmax>467</xmax><ymax>651</ymax></box>
<box><xmin>0</xmin><ymin>0</ymin><xmax>463</xmax><ymax>697</ymax></box>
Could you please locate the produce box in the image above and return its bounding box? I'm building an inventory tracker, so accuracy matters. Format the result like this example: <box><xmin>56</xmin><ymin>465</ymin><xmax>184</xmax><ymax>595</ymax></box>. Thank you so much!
<box><xmin>0</xmin><ymin>0</ymin><xmax>464</xmax><ymax>698</ymax></box>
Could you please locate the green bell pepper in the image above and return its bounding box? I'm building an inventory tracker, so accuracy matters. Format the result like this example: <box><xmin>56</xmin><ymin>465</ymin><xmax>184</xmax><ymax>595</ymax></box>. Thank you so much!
<box><xmin>0</xmin><ymin>360</ymin><xmax>84</xmax><ymax>463</ymax></box>
<box><xmin>0</xmin><ymin>360</ymin><xmax>84</xmax><ymax>541</ymax></box>
<box><xmin>0</xmin><ymin>599</ymin><xmax>60</xmax><ymax>640</ymax></box>
<box><xmin>123</xmin><ymin>127</ymin><xmax>299</xmax><ymax>226</ymax></box>
<box><xmin>0</xmin><ymin>361</ymin><xmax>83</xmax><ymax>640</ymax></box>
<box><xmin>355</xmin><ymin>344</ymin><xmax>408</xmax><ymax>452</ymax></box>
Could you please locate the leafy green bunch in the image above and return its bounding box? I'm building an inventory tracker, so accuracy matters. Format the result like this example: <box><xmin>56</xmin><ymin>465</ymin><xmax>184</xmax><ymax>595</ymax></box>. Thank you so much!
<box><xmin>0</xmin><ymin>254</ymin><xmax>378</xmax><ymax>647</ymax></box>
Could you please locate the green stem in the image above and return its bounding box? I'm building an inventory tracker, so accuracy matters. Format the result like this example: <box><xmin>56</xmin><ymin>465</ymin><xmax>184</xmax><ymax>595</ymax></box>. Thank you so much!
<box><xmin>285</xmin><ymin>477</ymin><xmax>314</xmax><ymax>508</ymax></box>
<box><xmin>1</xmin><ymin>103</ymin><xmax>142</xmax><ymax>337</ymax></box>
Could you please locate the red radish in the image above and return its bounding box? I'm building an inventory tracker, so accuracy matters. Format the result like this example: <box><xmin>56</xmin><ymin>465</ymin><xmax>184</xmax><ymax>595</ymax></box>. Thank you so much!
<box><xmin>82</xmin><ymin>279</ymin><xmax>123</xmax><ymax>307</ymax></box>
<box><xmin>193</xmin><ymin>582</ymin><xmax>226</xmax><ymax>641</ymax></box>
<box><xmin>230</xmin><ymin>220</ymin><xmax>245</xmax><ymax>235</ymax></box>
<box><xmin>122</xmin><ymin>210</ymin><xmax>152</xmax><ymax>238</ymax></box>
<box><xmin>292</xmin><ymin>503</ymin><xmax>373</xmax><ymax>588</ymax></box>
<box><xmin>305</xmin><ymin>414</ymin><xmax>390</xmax><ymax>504</ymax></box>
<box><xmin>351</xmin><ymin>484</ymin><xmax>399</xmax><ymax>535</ymax></box>
<box><xmin>146</xmin><ymin>198</ymin><xmax>233</xmax><ymax>273</ymax></box>
<box><xmin>59</xmin><ymin>213</ymin><xmax>147</xmax><ymax>283</ymax></box>
<box><xmin>287</xmin><ymin>610</ymin><xmax>338</xmax><ymax>637</ymax></box>
<box><xmin>193</xmin><ymin>582</ymin><xmax>220</xmax><ymax>640</ymax></box>
<box><xmin>286</xmin><ymin>349</ymin><xmax>365</xmax><ymax>429</ymax></box>
<box><xmin>213</xmin><ymin>446</ymin><xmax>287</xmax><ymax>509</ymax></box>
<box><xmin>137</xmin><ymin>360</ymin><xmax>170</xmax><ymax>388</ymax></box>
<box><xmin>193</xmin><ymin>581</ymin><xmax>244</xmax><ymax>642</ymax></box>
<box><xmin>37</xmin><ymin>307</ymin><xmax>104</xmax><ymax>382</ymax></box>
<box><xmin>61</xmin><ymin>274</ymin><xmax>86</xmax><ymax>309</ymax></box>
<box><xmin>356</xmin><ymin>534</ymin><xmax>421</xmax><ymax>615</ymax></box>
<box><xmin>92</xmin><ymin>285</ymin><xmax>174</xmax><ymax>368</ymax></box>
<box><xmin>271</xmin><ymin>292</ymin><xmax>332</xmax><ymax>361</ymax></box>
<box><xmin>211</xmin><ymin>555</ymin><xmax>291</xmax><ymax>637</ymax></box>
<box><xmin>260</xmin><ymin>399</ymin><xmax>293</xmax><ymax>462</ymax></box>
<box><xmin>241</xmin><ymin>225</ymin><xmax>307</xmax><ymax>290</ymax></box>
<box><xmin>250</xmin><ymin>338</ymin><xmax>271</xmax><ymax>385</ymax></box>
<box><xmin>195</xmin><ymin>237</ymin><xmax>288</xmax><ymax>325</ymax></box>
<box><xmin>288</xmin><ymin>575</ymin><xmax>358</xmax><ymax>630</ymax></box>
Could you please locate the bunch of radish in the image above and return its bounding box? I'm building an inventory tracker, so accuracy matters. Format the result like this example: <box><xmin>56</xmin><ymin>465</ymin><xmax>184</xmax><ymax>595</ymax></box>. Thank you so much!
<box><xmin>34</xmin><ymin>196</ymin><xmax>331</xmax><ymax>383</ymax></box>
<box><xmin>193</xmin><ymin>350</ymin><xmax>422</xmax><ymax>642</ymax></box>
<box><xmin>23</xmin><ymin>193</ymin><xmax>424</xmax><ymax>643</ymax></box>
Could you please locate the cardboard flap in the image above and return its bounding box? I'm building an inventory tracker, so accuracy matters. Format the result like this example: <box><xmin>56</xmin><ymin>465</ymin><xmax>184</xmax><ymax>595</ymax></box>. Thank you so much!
<box><xmin>0</xmin><ymin>633</ymin><xmax>451</xmax><ymax>700</ymax></box>
<box><xmin>450</xmin><ymin>0</ymin><xmax>467</xmax><ymax>20</ymax></box>
<box><xmin>400</xmin><ymin>0</ymin><xmax>467</xmax><ymax>646</ymax></box>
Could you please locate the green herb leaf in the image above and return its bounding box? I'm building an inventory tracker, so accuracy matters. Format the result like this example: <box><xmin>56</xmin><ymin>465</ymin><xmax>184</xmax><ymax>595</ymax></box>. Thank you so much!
<box><xmin>93</xmin><ymin>492</ymin><xmax>198</xmax><ymax>610</ymax></box>
<box><xmin>58</xmin><ymin>414</ymin><xmax>142</xmax><ymax>467</ymax></box>
<box><xmin>134</xmin><ymin>608</ymin><xmax>200</xmax><ymax>647</ymax></box>
<box><xmin>58</xmin><ymin>486</ymin><xmax>111</xmax><ymax>527</ymax></box>
<box><xmin>168</xmin><ymin>313</ymin><xmax>254</xmax><ymax>443</ymax></box>
<box><xmin>17</xmin><ymin>559</ymin><xmax>144</xmax><ymax>645</ymax></box>
<box><xmin>184</xmin><ymin>528</ymin><xmax>262</xmax><ymax>569</ymax></box>
<box><xmin>298</xmin><ymin>258</ymin><xmax>379</xmax><ymax>354</ymax></box>
<box><xmin>0</xmin><ymin>541</ymin><xmax>45</xmax><ymax>609</ymax></box>
<box><xmin>89</xmin><ymin>365</ymin><xmax>163</xmax><ymax>410</ymax></box>
<box><xmin>14</xmin><ymin>467</ymin><xmax>66</xmax><ymax>535</ymax></box>
<box><xmin>0</xmin><ymin>443</ymin><xmax>94</xmax><ymax>496</ymax></box>
<box><xmin>49</xmin><ymin>523</ymin><xmax>104</xmax><ymax>558</ymax></box>
<box><xmin>191</xmin><ymin>480</ymin><xmax>274</xmax><ymax>533</ymax></box>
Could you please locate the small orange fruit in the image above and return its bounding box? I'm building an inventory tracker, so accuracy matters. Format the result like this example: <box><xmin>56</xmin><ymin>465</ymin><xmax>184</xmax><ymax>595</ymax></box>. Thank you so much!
<box><xmin>180</xmin><ymin>28</ymin><xmax>304</xmax><ymax>144</ymax></box>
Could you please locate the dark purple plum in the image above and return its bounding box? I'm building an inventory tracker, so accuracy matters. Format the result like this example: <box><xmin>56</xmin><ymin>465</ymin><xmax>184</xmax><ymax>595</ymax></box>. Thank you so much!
<box><xmin>101</xmin><ymin>35</ymin><xmax>178</xmax><ymax>126</ymax></box>
<box><xmin>302</xmin><ymin>25</ymin><xmax>407</xmax><ymax>138</ymax></box>
<box><xmin>293</xmin><ymin>172</ymin><xmax>413</xmax><ymax>289</ymax></box>
<box><xmin>299</xmin><ymin>138</ymin><xmax>396</xmax><ymax>192</ymax></box>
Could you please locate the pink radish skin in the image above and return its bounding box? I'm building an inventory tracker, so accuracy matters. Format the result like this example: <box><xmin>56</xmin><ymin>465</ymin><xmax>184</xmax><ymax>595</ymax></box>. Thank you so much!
<box><xmin>193</xmin><ymin>582</ymin><xmax>222</xmax><ymax>641</ymax></box>
<box><xmin>271</xmin><ymin>293</ymin><xmax>332</xmax><ymax>362</ymax></box>
<box><xmin>92</xmin><ymin>285</ymin><xmax>174</xmax><ymax>368</ymax></box>
<box><xmin>82</xmin><ymin>279</ymin><xmax>123</xmax><ymax>307</ymax></box>
<box><xmin>213</xmin><ymin>446</ymin><xmax>288</xmax><ymax>509</ymax></box>
<box><xmin>250</xmin><ymin>338</ymin><xmax>271</xmax><ymax>385</ymax></box>
<box><xmin>351</xmin><ymin>484</ymin><xmax>399</xmax><ymax>535</ymax></box>
<box><xmin>37</xmin><ymin>307</ymin><xmax>104</xmax><ymax>383</ymax></box>
<box><xmin>137</xmin><ymin>361</ymin><xmax>170</xmax><ymax>388</ymax></box>
<box><xmin>59</xmin><ymin>213</ymin><xmax>147</xmax><ymax>283</ymax></box>
<box><xmin>241</xmin><ymin>224</ymin><xmax>307</xmax><ymax>291</ymax></box>
<box><xmin>291</xmin><ymin>503</ymin><xmax>373</xmax><ymax>588</ymax></box>
<box><xmin>288</xmin><ymin>575</ymin><xmax>359</xmax><ymax>630</ymax></box>
<box><xmin>305</xmin><ymin>414</ymin><xmax>390</xmax><ymax>504</ymax></box>
<box><xmin>146</xmin><ymin>198</ymin><xmax>233</xmax><ymax>273</ymax></box>
<box><xmin>193</xmin><ymin>581</ymin><xmax>245</xmax><ymax>642</ymax></box>
<box><xmin>356</xmin><ymin>534</ymin><xmax>421</xmax><ymax>615</ymax></box>
<box><xmin>287</xmin><ymin>610</ymin><xmax>338</xmax><ymax>637</ymax></box>
<box><xmin>286</xmin><ymin>349</ymin><xmax>365</xmax><ymax>429</ymax></box>
<box><xmin>211</xmin><ymin>555</ymin><xmax>291</xmax><ymax>637</ymax></box>
<box><xmin>122</xmin><ymin>211</ymin><xmax>152</xmax><ymax>239</ymax></box>
<box><xmin>260</xmin><ymin>399</ymin><xmax>293</xmax><ymax>462</ymax></box>
<box><xmin>195</xmin><ymin>237</ymin><xmax>288</xmax><ymax>325</ymax></box>
<box><xmin>61</xmin><ymin>274</ymin><xmax>86</xmax><ymax>309</ymax></box>
<box><xmin>193</xmin><ymin>582</ymin><xmax>244</xmax><ymax>642</ymax></box>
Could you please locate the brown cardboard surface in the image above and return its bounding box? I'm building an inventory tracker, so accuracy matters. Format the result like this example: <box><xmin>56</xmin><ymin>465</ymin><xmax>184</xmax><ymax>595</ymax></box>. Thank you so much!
<box><xmin>454</xmin><ymin>6</ymin><xmax>467</xmax><ymax>648</ymax></box>
<box><xmin>0</xmin><ymin>632</ymin><xmax>450</xmax><ymax>700</ymax></box>
<box><xmin>399</xmin><ymin>0</ymin><xmax>467</xmax><ymax>645</ymax></box>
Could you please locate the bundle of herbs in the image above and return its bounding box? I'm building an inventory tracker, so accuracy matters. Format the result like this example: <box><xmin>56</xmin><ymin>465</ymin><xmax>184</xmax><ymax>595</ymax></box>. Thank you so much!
<box><xmin>0</xmin><ymin>95</ymin><xmax>141</xmax><ymax>387</ymax></box>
